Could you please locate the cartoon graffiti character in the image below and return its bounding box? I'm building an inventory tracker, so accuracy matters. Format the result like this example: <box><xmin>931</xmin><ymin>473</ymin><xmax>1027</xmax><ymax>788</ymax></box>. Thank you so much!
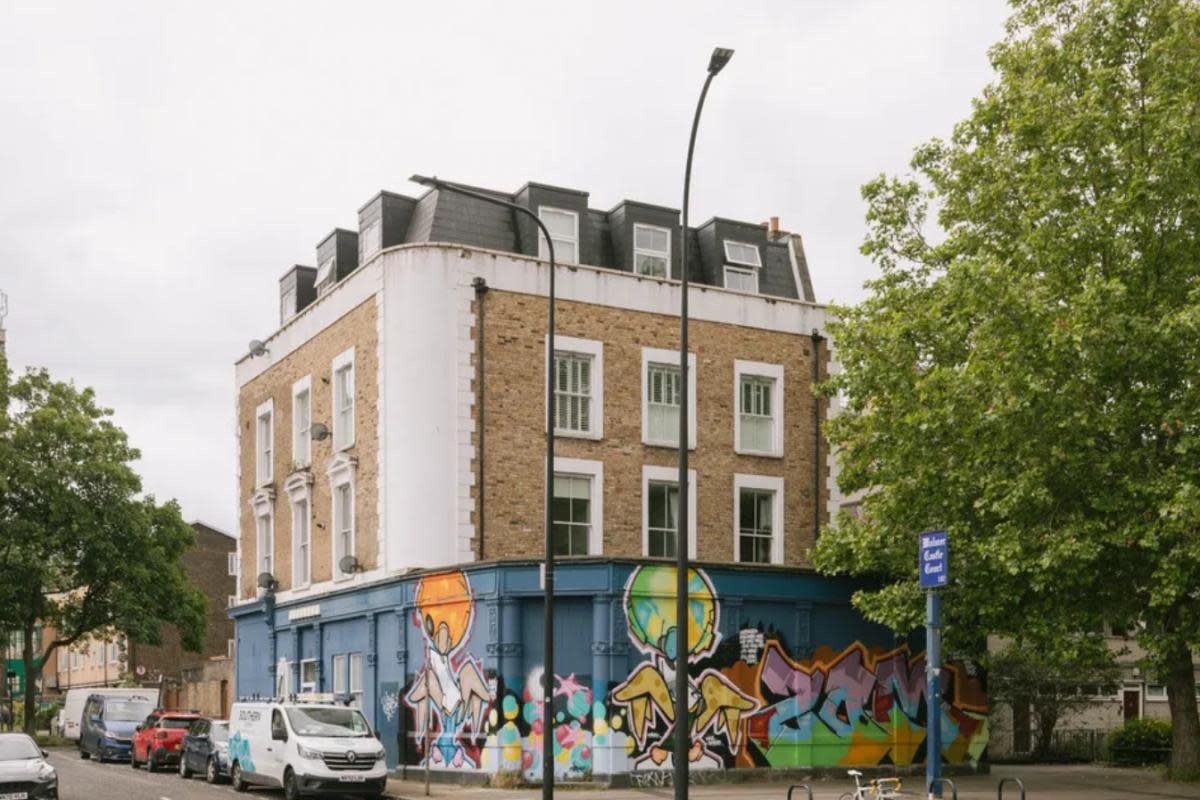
<box><xmin>405</xmin><ymin>570</ymin><xmax>492</xmax><ymax>768</ymax></box>
<box><xmin>611</xmin><ymin>565</ymin><xmax>759</xmax><ymax>769</ymax></box>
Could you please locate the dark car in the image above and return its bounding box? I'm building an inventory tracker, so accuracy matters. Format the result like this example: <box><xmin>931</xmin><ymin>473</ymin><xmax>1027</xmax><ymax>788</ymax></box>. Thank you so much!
<box><xmin>177</xmin><ymin>719</ymin><xmax>229</xmax><ymax>784</ymax></box>
<box><xmin>78</xmin><ymin>694</ymin><xmax>156</xmax><ymax>762</ymax></box>
<box><xmin>0</xmin><ymin>733</ymin><xmax>58</xmax><ymax>799</ymax></box>
<box><xmin>130</xmin><ymin>712</ymin><xmax>200</xmax><ymax>771</ymax></box>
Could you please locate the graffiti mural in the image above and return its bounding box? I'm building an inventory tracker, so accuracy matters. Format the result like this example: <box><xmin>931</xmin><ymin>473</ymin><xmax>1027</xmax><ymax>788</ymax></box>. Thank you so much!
<box><xmin>611</xmin><ymin>566</ymin><xmax>760</xmax><ymax>770</ymax></box>
<box><xmin>484</xmin><ymin>669</ymin><xmax>596</xmax><ymax>780</ymax></box>
<box><xmin>405</xmin><ymin>570</ymin><xmax>493</xmax><ymax>768</ymax></box>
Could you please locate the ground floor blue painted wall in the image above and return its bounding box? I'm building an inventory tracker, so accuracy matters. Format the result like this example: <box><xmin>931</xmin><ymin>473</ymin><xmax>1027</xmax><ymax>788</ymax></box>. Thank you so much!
<box><xmin>230</xmin><ymin>559</ymin><xmax>988</xmax><ymax>778</ymax></box>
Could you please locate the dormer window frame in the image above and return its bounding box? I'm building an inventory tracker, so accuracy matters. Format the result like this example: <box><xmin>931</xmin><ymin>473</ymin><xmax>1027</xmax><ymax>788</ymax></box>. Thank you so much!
<box><xmin>723</xmin><ymin>265</ymin><xmax>759</xmax><ymax>293</ymax></box>
<box><xmin>724</xmin><ymin>240</ymin><xmax>763</xmax><ymax>268</ymax></box>
<box><xmin>315</xmin><ymin>254</ymin><xmax>336</xmax><ymax>286</ymax></box>
<box><xmin>633</xmin><ymin>223</ymin><xmax>671</xmax><ymax>278</ymax></box>
<box><xmin>538</xmin><ymin>206</ymin><xmax>580</xmax><ymax>265</ymax></box>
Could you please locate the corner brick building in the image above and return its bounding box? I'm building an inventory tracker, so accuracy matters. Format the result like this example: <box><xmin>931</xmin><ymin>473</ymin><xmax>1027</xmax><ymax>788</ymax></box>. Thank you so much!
<box><xmin>230</xmin><ymin>179</ymin><xmax>988</xmax><ymax>779</ymax></box>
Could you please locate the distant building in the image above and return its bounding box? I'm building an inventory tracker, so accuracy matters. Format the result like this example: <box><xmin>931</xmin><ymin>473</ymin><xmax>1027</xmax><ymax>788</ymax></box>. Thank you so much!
<box><xmin>42</xmin><ymin>521</ymin><xmax>237</xmax><ymax>717</ymax></box>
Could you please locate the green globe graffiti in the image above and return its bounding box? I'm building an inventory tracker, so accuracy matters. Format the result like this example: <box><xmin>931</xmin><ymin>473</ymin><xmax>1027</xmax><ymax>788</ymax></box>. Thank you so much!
<box><xmin>624</xmin><ymin>565</ymin><xmax>718</xmax><ymax>661</ymax></box>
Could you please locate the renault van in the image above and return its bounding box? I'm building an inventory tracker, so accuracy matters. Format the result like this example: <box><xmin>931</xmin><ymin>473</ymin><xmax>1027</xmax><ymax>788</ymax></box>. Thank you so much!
<box><xmin>78</xmin><ymin>692</ymin><xmax>157</xmax><ymax>761</ymax></box>
<box><xmin>228</xmin><ymin>699</ymin><xmax>386</xmax><ymax>799</ymax></box>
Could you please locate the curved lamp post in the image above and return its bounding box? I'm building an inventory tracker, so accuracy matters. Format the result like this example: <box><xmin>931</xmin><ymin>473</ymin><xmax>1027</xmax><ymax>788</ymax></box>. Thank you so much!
<box><xmin>409</xmin><ymin>174</ymin><xmax>559</xmax><ymax>800</ymax></box>
<box><xmin>675</xmin><ymin>47</ymin><xmax>733</xmax><ymax>800</ymax></box>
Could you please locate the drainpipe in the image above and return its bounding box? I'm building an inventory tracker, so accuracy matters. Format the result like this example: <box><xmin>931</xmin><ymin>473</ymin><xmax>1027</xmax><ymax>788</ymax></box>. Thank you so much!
<box><xmin>810</xmin><ymin>329</ymin><xmax>823</xmax><ymax>545</ymax></box>
<box><xmin>472</xmin><ymin>277</ymin><xmax>489</xmax><ymax>560</ymax></box>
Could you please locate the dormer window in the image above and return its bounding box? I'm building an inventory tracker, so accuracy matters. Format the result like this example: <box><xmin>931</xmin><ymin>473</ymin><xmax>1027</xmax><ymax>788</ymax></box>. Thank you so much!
<box><xmin>723</xmin><ymin>240</ymin><xmax>761</xmax><ymax>292</ymax></box>
<box><xmin>724</xmin><ymin>241</ymin><xmax>762</xmax><ymax>267</ymax></box>
<box><xmin>538</xmin><ymin>207</ymin><xmax>579</xmax><ymax>264</ymax></box>
<box><xmin>633</xmin><ymin>224</ymin><xmax>670</xmax><ymax>278</ymax></box>
<box><xmin>315</xmin><ymin>255</ymin><xmax>336</xmax><ymax>286</ymax></box>
<box><xmin>359</xmin><ymin>220</ymin><xmax>381</xmax><ymax>263</ymax></box>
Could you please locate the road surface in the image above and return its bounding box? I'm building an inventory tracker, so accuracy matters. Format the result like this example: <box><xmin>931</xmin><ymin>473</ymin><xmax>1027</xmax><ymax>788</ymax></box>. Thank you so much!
<box><xmin>46</xmin><ymin>748</ymin><xmax>277</xmax><ymax>800</ymax></box>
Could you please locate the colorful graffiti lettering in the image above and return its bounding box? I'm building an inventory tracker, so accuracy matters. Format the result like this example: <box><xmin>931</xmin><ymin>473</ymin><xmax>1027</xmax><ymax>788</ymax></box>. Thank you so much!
<box><xmin>405</xmin><ymin>570</ymin><xmax>493</xmax><ymax>768</ymax></box>
<box><xmin>611</xmin><ymin>565</ymin><xmax>760</xmax><ymax>770</ymax></box>
<box><xmin>746</xmin><ymin>641</ymin><xmax>989</xmax><ymax>767</ymax></box>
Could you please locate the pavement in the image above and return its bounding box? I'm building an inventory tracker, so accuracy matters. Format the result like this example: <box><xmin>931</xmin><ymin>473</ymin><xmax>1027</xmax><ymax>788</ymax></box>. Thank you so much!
<box><xmin>40</xmin><ymin>750</ymin><xmax>1200</xmax><ymax>800</ymax></box>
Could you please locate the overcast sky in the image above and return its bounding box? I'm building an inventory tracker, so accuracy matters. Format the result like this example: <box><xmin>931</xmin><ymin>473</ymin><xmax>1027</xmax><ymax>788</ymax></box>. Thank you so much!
<box><xmin>0</xmin><ymin>1</ymin><xmax>1011</xmax><ymax>534</ymax></box>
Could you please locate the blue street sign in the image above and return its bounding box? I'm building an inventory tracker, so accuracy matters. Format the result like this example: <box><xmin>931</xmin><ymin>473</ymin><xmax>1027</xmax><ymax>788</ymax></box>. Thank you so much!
<box><xmin>919</xmin><ymin>530</ymin><xmax>949</xmax><ymax>589</ymax></box>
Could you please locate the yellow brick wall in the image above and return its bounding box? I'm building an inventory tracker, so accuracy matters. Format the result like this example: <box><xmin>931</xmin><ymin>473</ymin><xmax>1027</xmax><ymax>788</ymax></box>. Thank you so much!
<box><xmin>237</xmin><ymin>298</ymin><xmax>379</xmax><ymax>598</ymax></box>
<box><xmin>474</xmin><ymin>289</ymin><xmax>827</xmax><ymax>566</ymax></box>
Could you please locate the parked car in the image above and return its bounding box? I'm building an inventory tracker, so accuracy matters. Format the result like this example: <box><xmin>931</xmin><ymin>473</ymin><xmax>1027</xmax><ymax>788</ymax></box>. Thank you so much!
<box><xmin>78</xmin><ymin>694</ymin><xmax>156</xmax><ymax>762</ymax></box>
<box><xmin>60</xmin><ymin>687</ymin><xmax>159</xmax><ymax>742</ymax></box>
<box><xmin>130</xmin><ymin>711</ymin><xmax>200</xmax><ymax>771</ymax></box>
<box><xmin>178</xmin><ymin>718</ymin><xmax>230</xmax><ymax>784</ymax></box>
<box><xmin>0</xmin><ymin>732</ymin><xmax>57</xmax><ymax>799</ymax></box>
<box><xmin>228</xmin><ymin>698</ymin><xmax>386</xmax><ymax>798</ymax></box>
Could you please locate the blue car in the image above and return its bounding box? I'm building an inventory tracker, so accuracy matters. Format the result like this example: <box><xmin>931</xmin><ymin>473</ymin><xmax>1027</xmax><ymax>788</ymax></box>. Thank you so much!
<box><xmin>177</xmin><ymin>719</ymin><xmax>230</xmax><ymax>784</ymax></box>
<box><xmin>78</xmin><ymin>694</ymin><xmax>156</xmax><ymax>762</ymax></box>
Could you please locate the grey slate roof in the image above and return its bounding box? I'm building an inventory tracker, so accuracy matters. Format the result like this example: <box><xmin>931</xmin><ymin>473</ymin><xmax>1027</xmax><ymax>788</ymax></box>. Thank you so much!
<box><xmin>347</xmin><ymin>179</ymin><xmax>817</xmax><ymax>303</ymax></box>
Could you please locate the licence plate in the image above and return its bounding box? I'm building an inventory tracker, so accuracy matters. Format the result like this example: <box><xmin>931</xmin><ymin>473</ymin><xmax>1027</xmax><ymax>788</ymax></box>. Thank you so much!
<box><xmin>0</xmin><ymin>792</ymin><xmax>29</xmax><ymax>800</ymax></box>
<box><xmin>338</xmin><ymin>775</ymin><xmax>366</xmax><ymax>782</ymax></box>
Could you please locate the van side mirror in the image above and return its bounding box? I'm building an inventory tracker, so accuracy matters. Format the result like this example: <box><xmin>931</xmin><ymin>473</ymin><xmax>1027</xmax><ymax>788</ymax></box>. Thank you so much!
<box><xmin>89</xmin><ymin>714</ymin><xmax>100</xmax><ymax>723</ymax></box>
<box><xmin>374</xmin><ymin>731</ymin><xmax>381</xmax><ymax>741</ymax></box>
<box><xmin>271</xmin><ymin>727</ymin><xmax>288</xmax><ymax>742</ymax></box>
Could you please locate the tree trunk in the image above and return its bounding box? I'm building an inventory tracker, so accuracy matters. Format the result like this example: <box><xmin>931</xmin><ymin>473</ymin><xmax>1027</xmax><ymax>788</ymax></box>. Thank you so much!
<box><xmin>1164</xmin><ymin>639</ymin><xmax>1200</xmax><ymax>780</ymax></box>
<box><xmin>21</xmin><ymin>625</ymin><xmax>37</xmax><ymax>736</ymax></box>
<box><xmin>1032</xmin><ymin>708</ymin><xmax>1059</xmax><ymax>761</ymax></box>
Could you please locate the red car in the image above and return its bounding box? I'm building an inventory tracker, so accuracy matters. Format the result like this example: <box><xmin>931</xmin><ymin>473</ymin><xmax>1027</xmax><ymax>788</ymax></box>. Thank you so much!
<box><xmin>130</xmin><ymin>711</ymin><xmax>202</xmax><ymax>771</ymax></box>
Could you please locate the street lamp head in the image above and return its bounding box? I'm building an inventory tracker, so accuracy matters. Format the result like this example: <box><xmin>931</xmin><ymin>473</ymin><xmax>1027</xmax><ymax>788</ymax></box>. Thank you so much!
<box><xmin>708</xmin><ymin>47</ymin><xmax>734</xmax><ymax>75</ymax></box>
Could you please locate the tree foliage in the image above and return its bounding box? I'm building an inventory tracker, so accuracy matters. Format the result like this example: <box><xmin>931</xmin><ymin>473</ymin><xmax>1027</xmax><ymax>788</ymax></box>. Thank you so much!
<box><xmin>814</xmin><ymin>0</ymin><xmax>1200</xmax><ymax>777</ymax></box>
<box><xmin>986</xmin><ymin>637</ymin><xmax>1121</xmax><ymax>758</ymax></box>
<box><xmin>0</xmin><ymin>363</ymin><xmax>206</xmax><ymax>734</ymax></box>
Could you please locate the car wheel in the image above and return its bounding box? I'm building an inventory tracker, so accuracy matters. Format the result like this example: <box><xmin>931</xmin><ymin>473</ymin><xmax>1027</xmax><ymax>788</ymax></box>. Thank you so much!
<box><xmin>179</xmin><ymin>754</ymin><xmax>192</xmax><ymax>779</ymax></box>
<box><xmin>231</xmin><ymin>761</ymin><xmax>248</xmax><ymax>792</ymax></box>
<box><xmin>129</xmin><ymin>749</ymin><xmax>138</xmax><ymax>768</ymax></box>
<box><xmin>283</xmin><ymin>767</ymin><xmax>300</xmax><ymax>800</ymax></box>
<box><xmin>80</xmin><ymin>746</ymin><xmax>90</xmax><ymax>760</ymax></box>
<box><xmin>206</xmin><ymin>756</ymin><xmax>220</xmax><ymax>784</ymax></box>
<box><xmin>146</xmin><ymin>749</ymin><xmax>156</xmax><ymax>772</ymax></box>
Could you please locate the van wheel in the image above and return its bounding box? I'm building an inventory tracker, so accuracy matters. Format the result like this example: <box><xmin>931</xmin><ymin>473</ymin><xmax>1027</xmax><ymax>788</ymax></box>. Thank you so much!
<box><xmin>283</xmin><ymin>768</ymin><xmax>300</xmax><ymax>800</ymax></box>
<box><xmin>179</xmin><ymin>755</ymin><xmax>192</xmax><ymax>779</ymax></box>
<box><xmin>80</xmin><ymin>747</ymin><xmax>90</xmax><ymax>760</ymax></box>
<box><xmin>231</xmin><ymin>762</ymin><xmax>248</xmax><ymax>792</ymax></box>
<box><xmin>206</xmin><ymin>757</ymin><xmax>220</xmax><ymax>784</ymax></box>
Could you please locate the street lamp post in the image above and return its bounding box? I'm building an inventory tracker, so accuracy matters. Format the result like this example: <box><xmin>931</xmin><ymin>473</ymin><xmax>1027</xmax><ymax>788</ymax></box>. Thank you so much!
<box><xmin>408</xmin><ymin>175</ymin><xmax>558</xmax><ymax>800</ymax></box>
<box><xmin>675</xmin><ymin>47</ymin><xmax>733</xmax><ymax>800</ymax></box>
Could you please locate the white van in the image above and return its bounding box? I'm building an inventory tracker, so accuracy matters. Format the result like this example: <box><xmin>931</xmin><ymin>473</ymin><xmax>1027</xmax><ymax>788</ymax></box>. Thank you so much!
<box><xmin>227</xmin><ymin>698</ymin><xmax>387</xmax><ymax>799</ymax></box>
<box><xmin>59</xmin><ymin>686</ymin><xmax>160</xmax><ymax>741</ymax></box>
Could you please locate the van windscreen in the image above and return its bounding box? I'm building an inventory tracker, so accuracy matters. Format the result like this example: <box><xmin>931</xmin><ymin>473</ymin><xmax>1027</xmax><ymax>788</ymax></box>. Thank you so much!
<box><xmin>284</xmin><ymin>707</ymin><xmax>370</xmax><ymax>737</ymax></box>
<box><xmin>105</xmin><ymin>701</ymin><xmax>153</xmax><ymax>722</ymax></box>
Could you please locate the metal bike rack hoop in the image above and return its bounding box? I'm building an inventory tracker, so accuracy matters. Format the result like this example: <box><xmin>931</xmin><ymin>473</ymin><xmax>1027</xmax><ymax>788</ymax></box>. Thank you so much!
<box><xmin>928</xmin><ymin>777</ymin><xmax>958</xmax><ymax>799</ymax></box>
<box><xmin>997</xmin><ymin>776</ymin><xmax>1026</xmax><ymax>799</ymax></box>
<box><xmin>786</xmin><ymin>784</ymin><xmax>814</xmax><ymax>800</ymax></box>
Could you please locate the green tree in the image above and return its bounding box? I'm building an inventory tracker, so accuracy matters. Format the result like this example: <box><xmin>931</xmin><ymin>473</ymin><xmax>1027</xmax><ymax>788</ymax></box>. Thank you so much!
<box><xmin>0</xmin><ymin>365</ymin><xmax>205</xmax><ymax>735</ymax></box>
<box><xmin>986</xmin><ymin>637</ymin><xmax>1121</xmax><ymax>759</ymax></box>
<box><xmin>814</xmin><ymin>0</ymin><xmax>1200</xmax><ymax>778</ymax></box>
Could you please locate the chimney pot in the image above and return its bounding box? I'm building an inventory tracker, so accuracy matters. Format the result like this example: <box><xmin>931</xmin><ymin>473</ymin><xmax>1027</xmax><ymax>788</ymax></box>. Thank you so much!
<box><xmin>769</xmin><ymin>216</ymin><xmax>780</xmax><ymax>236</ymax></box>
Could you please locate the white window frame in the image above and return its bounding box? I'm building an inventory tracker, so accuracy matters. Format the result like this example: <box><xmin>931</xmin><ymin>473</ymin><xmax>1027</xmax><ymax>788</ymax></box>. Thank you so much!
<box><xmin>227</xmin><ymin>595</ymin><xmax>237</xmax><ymax>609</ymax></box>
<box><xmin>641</xmin><ymin>347</ymin><xmax>697</xmax><ymax>449</ymax></box>
<box><xmin>724</xmin><ymin>240</ymin><xmax>763</xmax><ymax>267</ymax></box>
<box><xmin>633</xmin><ymin>223</ymin><xmax>671</xmax><ymax>278</ymax></box>
<box><xmin>255</xmin><ymin>507</ymin><xmax>274</xmax><ymax>583</ymax></box>
<box><xmin>285</xmin><ymin>472</ymin><xmax>314</xmax><ymax>590</ymax></box>
<box><xmin>332</xmin><ymin>654</ymin><xmax>348</xmax><ymax>695</ymax></box>
<box><xmin>359</xmin><ymin>219</ymin><xmax>382</xmax><ymax>263</ymax></box>
<box><xmin>1146</xmin><ymin>684</ymin><xmax>1167</xmax><ymax>701</ymax></box>
<box><xmin>734</xmin><ymin>360</ymin><xmax>785</xmax><ymax>457</ymax></box>
<box><xmin>537</xmin><ymin>206</ymin><xmax>579</xmax><ymax>265</ymax></box>
<box><xmin>300</xmin><ymin>659</ymin><xmax>317</xmax><ymax>693</ymax></box>
<box><xmin>349</xmin><ymin>653</ymin><xmax>363</xmax><ymax>706</ymax></box>
<box><xmin>545</xmin><ymin>335</ymin><xmax>604</xmax><ymax>440</ymax></box>
<box><xmin>332</xmin><ymin>347</ymin><xmax>355</xmax><ymax>451</ymax></box>
<box><xmin>108</xmin><ymin>641</ymin><xmax>119</xmax><ymax>664</ymax></box>
<box><xmin>255</xmin><ymin>399</ymin><xmax>274</xmax><ymax>487</ymax></box>
<box><xmin>292</xmin><ymin>375</ymin><xmax>312</xmax><ymax>468</ymax></box>
<box><xmin>723</xmin><ymin>265</ymin><xmax>759</xmax><ymax>293</ymax></box>
<box><xmin>315</xmin><ymin>255</ymin><xmax>335</xmax><ymax>286</ymax></box>
<box><xmin>641</xmin><ymin>464</ymin><xmax>697</xmax><ymax>559</ymax></box>
<box><xmin>280</xmin><ymin>285</ymin><xmax>296</xmax><ymax>323</ymax></box>
<box><xmin>328</xmin><ymin>454</ymin><xmax>357</xmax><ymax>581</ymax></box>
<box><xmin>552</xmin><ymin>457</ymin><xmax>604</xmax><ymax>556</ymax></box>
<box><xmin>733</xmin><ymin>473</ymin><xmax>786</xmax><ymax>565</ymax></box>
<box><xmin>227</xmin><ymin>552</ymin><xmax>239</xmax><ymax>576</ymax></box>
